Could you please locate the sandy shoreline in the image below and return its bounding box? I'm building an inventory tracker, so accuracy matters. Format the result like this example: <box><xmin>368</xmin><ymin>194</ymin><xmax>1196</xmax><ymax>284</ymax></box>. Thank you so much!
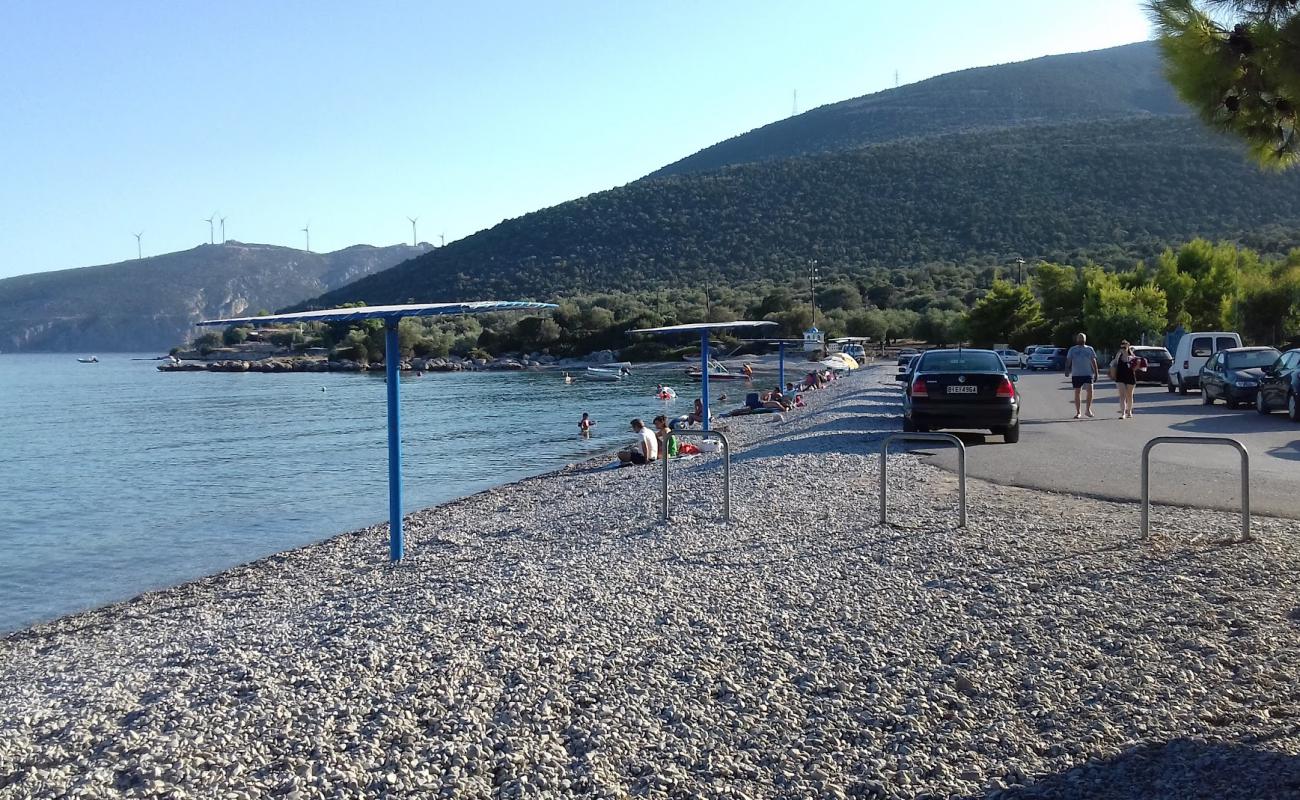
<box><xmin>4</xmin><ymin>368</ymin><xmax>1300</xmax><ymax>799</ymax></box>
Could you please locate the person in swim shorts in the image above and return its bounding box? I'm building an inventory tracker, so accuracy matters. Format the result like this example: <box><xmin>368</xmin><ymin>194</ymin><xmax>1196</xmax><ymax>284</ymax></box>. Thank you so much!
<box><xmin>1065</xmin><ymin>332</ymin><xmax>1099</xmax><ymax>419</ymax></box>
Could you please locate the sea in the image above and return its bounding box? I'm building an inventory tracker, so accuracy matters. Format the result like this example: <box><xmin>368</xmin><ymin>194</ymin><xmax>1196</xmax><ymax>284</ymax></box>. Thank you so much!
<box><xmin>0</xmin><ymin>354</ymin><xmax>700</xmax><ymax>634</ymax></box>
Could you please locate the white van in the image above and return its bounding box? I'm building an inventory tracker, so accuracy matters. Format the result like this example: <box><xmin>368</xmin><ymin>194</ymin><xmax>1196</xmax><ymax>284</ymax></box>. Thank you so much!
<box><xmin>1168</xmin><ymin>331</ymin><xmax>1243</xmax><ymax>393</ymax></box>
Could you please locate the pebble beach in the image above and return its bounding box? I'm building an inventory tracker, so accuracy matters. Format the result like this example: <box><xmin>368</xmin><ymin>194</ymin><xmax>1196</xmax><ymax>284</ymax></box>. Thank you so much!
<box><xmin>4</xmin><ymin>367</ymin><xmax>1300</xmax><ymax>799</ymax></box>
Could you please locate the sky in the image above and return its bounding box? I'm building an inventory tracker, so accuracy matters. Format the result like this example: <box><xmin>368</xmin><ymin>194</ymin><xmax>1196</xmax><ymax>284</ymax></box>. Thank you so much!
<box><xmin>0</xmin><ymin>1</ymin><xmax>1152</xmax><ymax>279</ymax></box>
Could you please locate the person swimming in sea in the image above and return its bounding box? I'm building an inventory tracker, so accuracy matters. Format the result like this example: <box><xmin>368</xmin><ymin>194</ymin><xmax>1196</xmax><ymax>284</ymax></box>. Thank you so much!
<box><xmin>578</xmin><ymin>412</ymin><xmax>596</xmax><ymax>437</ymax></box>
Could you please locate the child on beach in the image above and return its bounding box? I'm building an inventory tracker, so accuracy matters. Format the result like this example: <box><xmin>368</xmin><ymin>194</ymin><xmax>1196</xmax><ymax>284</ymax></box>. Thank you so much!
<box><xmin>578</xmin><ymin>412</ymin><xmax>596</xmax><ymax>437</ymax></box>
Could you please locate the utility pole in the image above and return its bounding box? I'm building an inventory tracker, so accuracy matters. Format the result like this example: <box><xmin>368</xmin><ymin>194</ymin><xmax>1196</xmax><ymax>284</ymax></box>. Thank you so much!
<box><xmin>1015</xmin><ymin>258</ymin><xmax>1026</xmax><ymax>285</ymax></box>
<box><xmin>810</xmin><ymin>260</ymin><xmax>820</xmax><ymax>328</ymax></box>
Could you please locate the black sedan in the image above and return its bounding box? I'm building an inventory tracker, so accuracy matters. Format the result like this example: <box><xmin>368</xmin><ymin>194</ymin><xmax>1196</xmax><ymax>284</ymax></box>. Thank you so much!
<box><xmin>1200</xmin><ymin>346</ymin><xmax>1281</xmax><ymax>408</ymax></box>
<box><xmin>897</xmin><ymin>348</ymin><xmax>1020</xmax><ymax>442</ymax></box>
<box><xmin>1256</xmin><ymin>348</ymin><xmax>1300</xmax><ymax>421</ymax></box>
<box><xmin>1132</xmin><ymin>346</ymin><xmax>1173</xmax><ymax>385</ymax></box>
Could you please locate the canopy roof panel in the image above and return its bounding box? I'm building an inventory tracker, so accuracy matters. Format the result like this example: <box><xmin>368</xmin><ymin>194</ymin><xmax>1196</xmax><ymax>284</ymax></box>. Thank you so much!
<box><xmin>197</xmin><ymin>301</ymin><xmax>558</xmax><ymax>327</ymax></box>
<box><xmin>629</xmin><ymin>320</ymin><xmax>777</xmax><ymax>335</ymax></box>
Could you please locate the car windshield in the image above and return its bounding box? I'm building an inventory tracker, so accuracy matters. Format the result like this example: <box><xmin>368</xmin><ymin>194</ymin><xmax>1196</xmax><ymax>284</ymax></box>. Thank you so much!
<box><xmin>919</xmin><ymin>351</ymin><xmax>1004</xmax><ymax>372</ymax></box>
<box><xmin>1134</xmin><ymin>348</ymin><xmax>1171</xmax><ymax>359</ymax></box>
<box><xmin>1226</xmin><ymin>349</ymin><xmax>1280</xmax><ymax>369</ymax></box>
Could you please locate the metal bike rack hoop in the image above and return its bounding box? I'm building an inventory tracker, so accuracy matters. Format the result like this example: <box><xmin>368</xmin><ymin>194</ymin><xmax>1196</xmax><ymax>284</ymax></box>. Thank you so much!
<box><xmin>880</xmin><ymin>433</ymin><xmax>967</xmax><ymax>528</ymax></box>
<box><xmin>1141</xmin><ymin>436</ymin><xmax>1250</xmax><ymax>541</ymax></box>
<box><xmin>662</xmin><ymin>430</ymin><xmax>731</xmax><ymax>522</ymax></box>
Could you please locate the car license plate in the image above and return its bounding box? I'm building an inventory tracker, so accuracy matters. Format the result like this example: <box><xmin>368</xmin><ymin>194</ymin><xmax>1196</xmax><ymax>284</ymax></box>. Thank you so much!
<box><xmin>946</xmin><ymin>385</ymin><xmax>978</xmax><ymax>394</ymax></box>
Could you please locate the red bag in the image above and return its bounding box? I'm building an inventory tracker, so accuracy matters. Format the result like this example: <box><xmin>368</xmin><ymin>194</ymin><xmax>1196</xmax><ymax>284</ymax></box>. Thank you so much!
<box><xmin>679</xmin><ymin>443</ymin><xmax>701</xmax><ymax>455</ymax></box>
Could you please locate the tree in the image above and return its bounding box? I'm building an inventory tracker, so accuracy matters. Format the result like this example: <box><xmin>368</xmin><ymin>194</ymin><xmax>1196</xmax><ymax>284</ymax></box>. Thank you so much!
<box><xmin>194</xmin><ymin>331</ymin><xmax>223</xmax><ymax>356</ymax></box>
<box><xmin>222</xmin><ymin>326</ymin><xmax>250</xmax><ymax>346</ymax></box>
<box><xmin>965</xmin><ymin>280</ymin><xmax>1043</xmax><ymax>347</ymax></box>
<box><xmin>914</xmin><ymin>308</ymin><xmax>966</xmax><ymax>345</ymax></box>
<box><xmin>1082</xmin><ymin>270</ymin><xmax>1168</xmax><ymax>348</ymax></box>
<box><xmin>817</xmin><ymin>283</ymin><xmax>864</xmax><ymax>311</ymax></box>
<box><xmin>1032</xmin><ymin>262</ymin><xmax>1085</xmax><ymax>342</ymax></box>
<box><xmin>1153</xmin><ymin>249</ymin><xmax>1196</xmax><ymax>328</ymax></box>
<box><xmin>1150</xmin><ymin>0</ymin><xmax>1300</xmax><ymax>168</ymax></box>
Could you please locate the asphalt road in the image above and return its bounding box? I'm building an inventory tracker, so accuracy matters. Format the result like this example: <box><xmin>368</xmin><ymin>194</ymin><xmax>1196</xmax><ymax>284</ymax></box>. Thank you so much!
<box><xmin>908</xmin><ymin>368</ymin><xmax>1300</xmax><ymax>519</ymax></box>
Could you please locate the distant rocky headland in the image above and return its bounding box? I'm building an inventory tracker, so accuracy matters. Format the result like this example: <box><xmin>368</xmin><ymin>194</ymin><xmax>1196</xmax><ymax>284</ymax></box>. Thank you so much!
<box><xmin>158</xmin><ymin>346</ymin><xmax>623</xmax><ymax>374</ymax></box>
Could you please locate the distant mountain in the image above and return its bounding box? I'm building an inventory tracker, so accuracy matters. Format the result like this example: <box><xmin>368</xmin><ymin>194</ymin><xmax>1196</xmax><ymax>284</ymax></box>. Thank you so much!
<box><xmin>0</xmin><ymin>242</ymin><xmax>430</xmax><ymax>352</ymax></box>
<box><xmin>649</xmin><ymin>41</ymin><xmax>1186</xmax><ymax>178</ymax></box>
<box><xmin>304</xmin><ymin>116</ymin><xmax>1300</xmax><ymax>308</ymax></box>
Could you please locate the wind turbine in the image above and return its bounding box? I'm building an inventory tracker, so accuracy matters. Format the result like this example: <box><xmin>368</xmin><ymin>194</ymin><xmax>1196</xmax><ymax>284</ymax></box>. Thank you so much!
<box><xmin>219</xmin><ymin>215</ymin><xmax>227</xmax><ymax>243</ymax></box>
<box><xmin>134</xmin><ymin>231</ymin><xmax>143</xmax><ymax>260</ymax></box>
<box><xmin>407</xmin><ymin>216</ymin><xmax>418</xmax><ymax>246</ymax></box>
<box><xmin>439</xmin><ymin>233</ymin><xmax>445</xmax><ymax>247</ymax></box>
<box><xmin>203</xmin><ymin>214</ymin><xmax>216</xmax><ymax>244</ymax></box>
<box><xmin>301</xmin><ymin>222</ymin><xmax>311</xmax><ymax>253</ymax></box>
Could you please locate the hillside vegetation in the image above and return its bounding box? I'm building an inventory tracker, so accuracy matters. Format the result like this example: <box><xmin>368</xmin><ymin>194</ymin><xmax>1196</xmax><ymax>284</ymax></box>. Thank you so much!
<box><xmin>650</xmin><ymin>41</ymin><xmax>1185</xmax><ymax>177</ymax></box>
<box><xmin>308</xmin><ymin>117</ymin><xmax>1300</xmax><ymax>309</ymax></box>
<box><xmin>0</xmin><ymin>242</ymin><xmax>429</xmax><ymax>352</ymax></box>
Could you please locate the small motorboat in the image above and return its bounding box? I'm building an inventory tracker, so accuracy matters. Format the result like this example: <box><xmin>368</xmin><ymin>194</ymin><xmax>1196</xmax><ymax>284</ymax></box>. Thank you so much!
<box><xmin>686</xmin><ymin>360</ymin><xmax>749</xmax><ymax>381</ymax></box>
<box><xmin>77</xmin><ymin>356</ymin><xmax>99</xmax><ymax>363</ymax></box>
<box><xmin>583</xmin><ymin>367</ymin><xmax>626</xmax><ymax>382</ymax></box>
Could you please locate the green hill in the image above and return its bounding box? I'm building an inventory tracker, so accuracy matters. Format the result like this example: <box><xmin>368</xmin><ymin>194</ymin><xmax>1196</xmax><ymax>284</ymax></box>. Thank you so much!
<box><xmin>649</xmin><ymin>41</ymin><xmax>1185</xmax><ymax>178</ymax></box>
<box><xmin>305</xmin><ymin>116</ymin><xmax>1300</xmax><ymax>309</ymax></box>
<box><xmin>0</xmin><ymin>242</ymin><xmax>430</xmax><ymax>352</ymax></box>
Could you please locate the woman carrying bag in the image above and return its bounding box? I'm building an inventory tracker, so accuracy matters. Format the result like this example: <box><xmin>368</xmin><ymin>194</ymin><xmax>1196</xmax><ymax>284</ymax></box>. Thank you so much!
<box><xmin>1110</xmin><ymin>341</ymin><xmax>1142</xmax><ymax>419</ymax></box>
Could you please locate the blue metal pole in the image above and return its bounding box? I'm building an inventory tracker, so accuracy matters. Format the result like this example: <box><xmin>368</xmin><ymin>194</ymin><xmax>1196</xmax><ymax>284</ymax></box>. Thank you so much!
<box><xmin>700</xmin><ymin>331</ymin><xmax>711</xmax><ymax>431</ymax></box>
<box><xmin>385</xmin><ymin>320</ymin><xmax>404</xmax><ymax>561</ymax></box>
<box><xmin>778</xmin><ymin>341</ymin><xmax>786</xmax><ymax>391</ymax></box>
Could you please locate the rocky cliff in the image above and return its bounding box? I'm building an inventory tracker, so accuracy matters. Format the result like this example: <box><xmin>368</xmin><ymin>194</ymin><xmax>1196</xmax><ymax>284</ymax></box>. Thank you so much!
<box><xmin>0</xmin><ymin>241</ymin><xmax>431</xmax><ymax>352</ymax></box>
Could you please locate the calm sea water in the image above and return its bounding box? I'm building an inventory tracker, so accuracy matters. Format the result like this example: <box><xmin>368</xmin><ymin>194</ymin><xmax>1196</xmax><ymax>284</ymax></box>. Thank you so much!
<box><xmin>0</xmin><ymin>354</ymin><xmax>698</xmax><ymax>633</ymax></box>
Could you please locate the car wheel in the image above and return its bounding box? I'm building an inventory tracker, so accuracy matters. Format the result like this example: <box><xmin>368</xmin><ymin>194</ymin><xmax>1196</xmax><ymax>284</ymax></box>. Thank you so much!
<box><xmin>1256</xmin><ymin>392</ymin><xmax>1271</xmax><ymax>415</ymax></box>
<box><xmin>1003</xmin><ymin>423</ymin><xmax>1021</xmax><ymax>444</ymax></box>
<box><xmin>1167</xmin><ymin>378</ymin><xmax>1176</xmax><ymax>394</ymax></box>
<box><xmin>1226</xmin><ymin>399</ymin><xmax>1239</xmax><ymax>409</ymax></box>
<box><xmin>1289</xmin><ymin>392</ymin><xmax>1300</xmax><ymax>423</ymax></box>
<box><xmin>1202</xmin><ymin>389</ymin><xmax>1214</xmax><ymax>405</ymax></box>
<box><xmin>1177</xmin><ymin>375</ymin><xmax>1188</xmax><ymax>395</ymax></box>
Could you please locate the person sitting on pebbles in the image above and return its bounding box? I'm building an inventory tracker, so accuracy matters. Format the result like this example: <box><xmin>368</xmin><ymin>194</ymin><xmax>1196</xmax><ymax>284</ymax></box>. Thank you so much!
<box><xmin>617</xmin><ymin>418</ymin><xmax>658</xmax><ymax>465</ymax></box>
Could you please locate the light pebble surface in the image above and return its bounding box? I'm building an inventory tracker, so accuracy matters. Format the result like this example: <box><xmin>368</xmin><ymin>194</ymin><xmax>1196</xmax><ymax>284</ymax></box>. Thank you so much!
<box><xmin>4</xmin><ymin>366</ymin><xmax>1300</xmax><ymax>799</ymax></box>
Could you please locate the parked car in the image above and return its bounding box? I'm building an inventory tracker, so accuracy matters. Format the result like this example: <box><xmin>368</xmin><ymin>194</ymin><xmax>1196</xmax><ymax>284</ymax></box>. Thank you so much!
<box><xmin>1131</xmin><ymin>346</ymin><xmax>1173</xmax><ymax>385</ymax></box>
<box><xmin>994</xmin><ymin>348</ymin><xmax>1023</xmax><ymax>369</ymax></box>
<box><xmin>1255</xmin><ymin>348</ymin><xmax>1300</xmax><ymax>420</ymax></box>
<box><xmin>1027</xmin><ymin>347</ymin><xmax>1066</xmax><ymax>371</ymax></box>
<box><xmin>895</xmin><ymin>354</ymin><xmax>920</xmax><ymax>384</ymax></box>
<box><xmin>896</xmin><ymin>348</ymin><xmax>920</xmax><ymax>366</ymax></box>
<box><xmin>1169</xmin><ymin>331</ymin><xmax>1242</xmax><ymax>393</ymax></box>
<box><xmin>899</xmin><ymin>348</ymin><xmax>1020</xmax><ymax>442</ymax></box>
<box><xmin>1199</xmin><ymin>346</ymin><xmax>1280</xmax><ymax>408</ymax></box>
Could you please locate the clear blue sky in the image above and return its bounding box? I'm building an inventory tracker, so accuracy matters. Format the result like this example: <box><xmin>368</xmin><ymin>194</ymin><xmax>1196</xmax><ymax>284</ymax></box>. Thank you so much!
<box><xmin>0</xmin><ymin>1</ymin><xmax>1151</xmax><ymax>278</ymax></box>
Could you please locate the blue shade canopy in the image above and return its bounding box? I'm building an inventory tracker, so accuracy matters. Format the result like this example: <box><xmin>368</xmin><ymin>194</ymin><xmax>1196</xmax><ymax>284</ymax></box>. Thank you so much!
<box><xmin>197</xmin><ymin>301</ymin><xmax>558</xmax><ymax>327</ymax></box>
<box><xmin>629</xmin><ymin>320</ymin><xmax>777</xmax><ymax>335</ymax></box>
